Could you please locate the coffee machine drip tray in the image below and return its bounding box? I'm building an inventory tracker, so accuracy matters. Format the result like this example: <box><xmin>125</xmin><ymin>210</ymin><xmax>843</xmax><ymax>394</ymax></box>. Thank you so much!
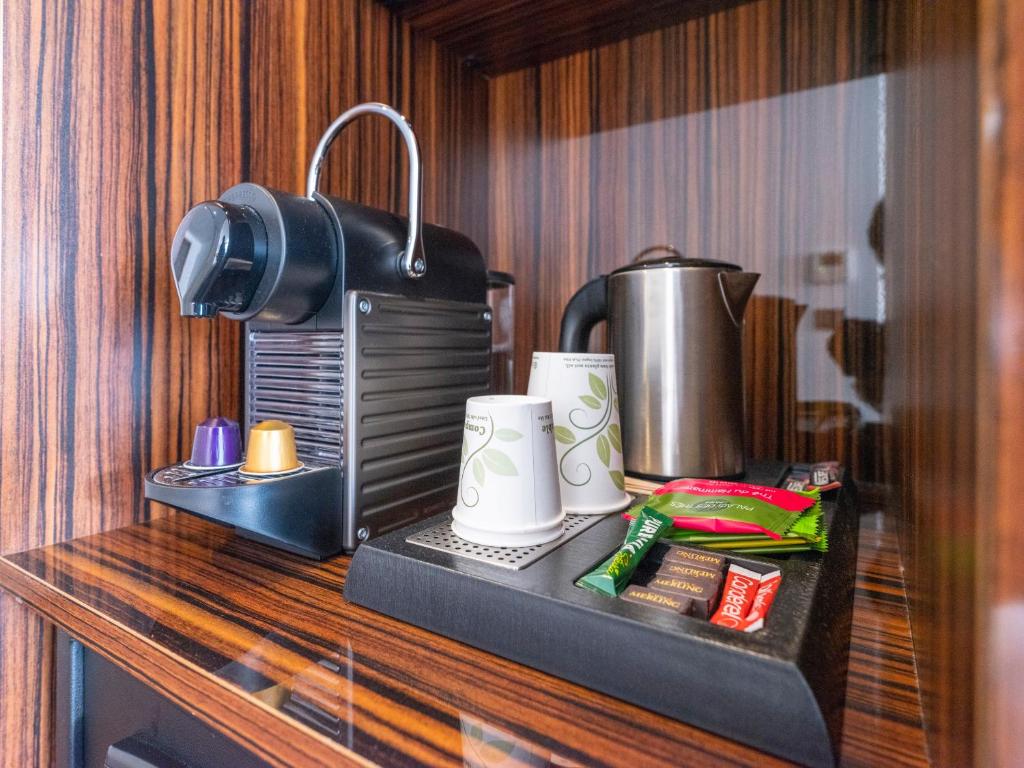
<box><xmin>407</xmin><ymin>513</ymin><xmax>607</xmax><ymax>571</ymax></box>
<box><xmin>144</xmin><ymin>460</ymin><xmax>345</xmax><ymax>559</ymax></box>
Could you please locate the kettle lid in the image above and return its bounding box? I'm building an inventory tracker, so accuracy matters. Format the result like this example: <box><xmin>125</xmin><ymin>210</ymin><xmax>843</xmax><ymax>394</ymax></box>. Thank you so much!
<box><xmin>611</xmin><ymin>246</ymin><xmax>740</xmax><ymax>275</ymax></box>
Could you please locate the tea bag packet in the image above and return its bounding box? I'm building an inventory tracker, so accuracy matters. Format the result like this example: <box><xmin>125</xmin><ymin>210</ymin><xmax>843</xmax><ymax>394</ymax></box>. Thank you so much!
<box><xmin>625</xmin><ymin>478</ymin><xmax>827</xmax><ymax>554</ymax></box>
<box><xmin>661</xmin><ymin>500</ymin><xmax>828</xmax><ymax>554</ymax></box>
<box><xmin>785</xmin><ymin>503</ymin><xmax>828</xmax><ymax>550</ymax></box>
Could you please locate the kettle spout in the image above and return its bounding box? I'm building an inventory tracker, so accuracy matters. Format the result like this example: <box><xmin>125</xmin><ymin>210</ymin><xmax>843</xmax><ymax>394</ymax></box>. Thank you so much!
<box><xmin>718</xmin><ymin>271</ymin><xmax>760</xmax><ymax>325</ymax></box>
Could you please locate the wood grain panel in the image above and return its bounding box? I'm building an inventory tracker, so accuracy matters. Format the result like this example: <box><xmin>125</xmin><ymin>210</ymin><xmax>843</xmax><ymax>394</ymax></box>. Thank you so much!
<box><xmin>0</xmin><ymin>507</ymin><xmax>925</xmax><ymax>766</ymax></box>
<box><xmin>884</xmin><ymin>1</ymin><xmax>979</xmax><ymax>765</ymax></box>
<box><xmin>976</xmin><ymin>1</ymin><xmax>1024</xmax><ymax>765</ymax></box>
<box><xmin>0</xmin><ymin>1</ymin><xmax>487</xmax><ymax>764</ymax></box>
<box><xmin>486</xmin><ymin>0</ymin><xmax>887</xmax><ymax>481</ymax></box>
<box><xmin>384</xmin><ymin>0</ymin><xmax>750</xmax><ymax>76</ymax></box>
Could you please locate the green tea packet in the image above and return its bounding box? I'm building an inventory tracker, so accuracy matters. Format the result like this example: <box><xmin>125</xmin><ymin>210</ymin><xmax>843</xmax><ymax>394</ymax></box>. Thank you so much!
<box><xmin>786</xmin><ymin>502</ymin><xmax>827</xmax><ymax>549</ymax></box>
<box><xmin>663</xmin><ymin>501</ymin><xmax>828</xmax><ymax>553</ymax></box>
<box><xmin>576</xmin><ymin>507</ymin><xmax>673</xmax><ymax>597</ymax></box>
<box><xmin>627</xmin><ymin>479</ymin><xmax>821</xmax><ymax>541</ymax></box>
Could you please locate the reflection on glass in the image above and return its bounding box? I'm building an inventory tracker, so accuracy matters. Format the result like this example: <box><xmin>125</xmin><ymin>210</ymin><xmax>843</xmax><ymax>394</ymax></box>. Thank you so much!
<box><xmin>460</xmin><ymin>712</ymin><xmax>582</xmax><ymax>768</ymax></box>
<box><xmin>213</xmin><ymin>633</ymin><xmax>355</xmax><ymax>747</ymax></box>
<box><xmin>487</xmin><ymin>271</ymin><xmax>516</xmax><ymax>395</ymax></box>
<box><xmin>547</xmin><ymin>74</ymin><xmax>888</xmax><ymax>477</ymax></box>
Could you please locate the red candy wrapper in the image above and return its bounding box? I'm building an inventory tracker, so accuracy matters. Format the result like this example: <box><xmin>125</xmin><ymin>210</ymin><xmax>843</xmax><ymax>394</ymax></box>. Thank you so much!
<box><xmin>738</xmin><ymin>570</ymin><xmax>782</xmax><ymax>632</ymax></box>
<box><xmin>710</xmin><ymin>564</ymin><xmax>761</xmax><ymax>628</ymax></box>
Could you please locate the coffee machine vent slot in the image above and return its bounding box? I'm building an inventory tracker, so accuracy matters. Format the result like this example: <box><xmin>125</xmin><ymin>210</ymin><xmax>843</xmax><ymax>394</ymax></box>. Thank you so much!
<box><xmin>248</xmin><ymin>330</ymin><xmax>344</xmax><ymax>463</ymax></box>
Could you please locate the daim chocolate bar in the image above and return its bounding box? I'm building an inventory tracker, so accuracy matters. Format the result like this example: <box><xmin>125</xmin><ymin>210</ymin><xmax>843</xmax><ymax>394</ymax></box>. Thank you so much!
<box><xmin>710</xmin><ymin>564</ymin><xmax>761</xmax><ymax>628</ymax></box>
<box><xmin>738</xmin><ymin>570</ymin><xmax>782</xmax><ymax>632</ymax></box>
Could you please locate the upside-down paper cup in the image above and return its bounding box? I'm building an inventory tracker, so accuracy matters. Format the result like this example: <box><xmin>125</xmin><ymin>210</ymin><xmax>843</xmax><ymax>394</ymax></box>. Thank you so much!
<box><xmin>527</xmin><ymin>352</ymin><xmax>632</xmax><ymax>515</ymax></box>
<box><xmin>451</xmin><ymin>395</ymin><xmax>565</xmax><ymax>547</ymax></box>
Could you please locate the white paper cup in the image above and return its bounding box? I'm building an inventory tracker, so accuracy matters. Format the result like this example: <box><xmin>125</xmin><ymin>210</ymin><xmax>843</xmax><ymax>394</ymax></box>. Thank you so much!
<box><xmin>527</xmin><ymin>352</ymin><xmax>632</xmax><ymax>515</ymax></box>
<box><xmin>451</xmin><ymin>395</ymin><xmax>565</xmax><ymax>547</ymax></box>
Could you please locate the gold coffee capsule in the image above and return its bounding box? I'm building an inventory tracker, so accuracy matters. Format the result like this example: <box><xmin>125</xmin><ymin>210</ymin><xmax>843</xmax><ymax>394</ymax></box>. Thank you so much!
<box><xmin>241</xmin><ymin>420</ymin><xmax>301</xmax><ymax>474</ymax></box>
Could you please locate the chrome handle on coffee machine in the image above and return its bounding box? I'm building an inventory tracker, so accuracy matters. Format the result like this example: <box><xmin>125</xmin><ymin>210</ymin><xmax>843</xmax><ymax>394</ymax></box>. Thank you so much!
<box><xmin>306</xmin><ymin>102</ymin><xmax>426</xmax><ymax>279</ymax></box>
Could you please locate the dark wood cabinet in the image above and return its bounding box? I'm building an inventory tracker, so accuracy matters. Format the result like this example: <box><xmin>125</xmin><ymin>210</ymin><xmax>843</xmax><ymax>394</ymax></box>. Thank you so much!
<box><xmin>2</xmin><ymin>0</ymin><xmax>1021</xmax><ymax>765</ymax></box>
<box><xmin>55</xmin><ymin>632</ymin><xmax>266</xmax><ymax>768</ymax></box>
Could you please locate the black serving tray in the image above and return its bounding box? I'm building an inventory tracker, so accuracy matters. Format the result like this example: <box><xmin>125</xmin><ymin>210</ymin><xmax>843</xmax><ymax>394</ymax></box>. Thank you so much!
<box><xmin>344</xmin><ymin>461</ymin><xmax>858</xmax><ymax>767</ymax></box>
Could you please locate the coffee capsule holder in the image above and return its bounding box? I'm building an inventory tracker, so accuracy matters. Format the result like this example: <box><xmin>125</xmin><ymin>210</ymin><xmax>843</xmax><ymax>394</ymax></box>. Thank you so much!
<box><xmin>145</xmin><ymin>461</ymin><xmax>345</xmax><ymax>558</ymax></box>
<box><xmin>344</xmin><ymin>460</ymin><xmax>858</xmax><ymax>768</ymax></box>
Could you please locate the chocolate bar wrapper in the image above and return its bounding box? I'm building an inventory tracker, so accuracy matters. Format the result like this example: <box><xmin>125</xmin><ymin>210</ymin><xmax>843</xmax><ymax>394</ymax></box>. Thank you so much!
<box><xmin>650</xmin><ymin>561</ymin><xmax>724</xmax><ymax>585</ymax></box>
<box><xmin>662</xmin><ymin>544</ymin><xmax>727</xmax><ymax>571</ymax></box>
<box><xmin>576</xmin><ymin>507</ymin><xmax>673</xmax><ymax>597</ymax></box>
<box><xmin>644</xmin><ymin>574</ymin><xmax>721</xmax><ymax>619</ymax></box>
<box><xmin>783</xmin><ymin>469</ymin><xmax>811</xmax><ymax>492</ymax></box>
<box><xmin>620</xmin><ymin>585</ymin><xmax>686</xmax><ymax>613</ymax></box>
<box><xmin>710</xmin><ymin>564</ymin><xmax>761</xmax><ymax>628</ymax></box>
<box><xmin>620</xmin><ymin>585</ymin><xmax>710</xmax><ymax>619</ymax></box>
<box><xmin>810</xmin><ymin>461</ymin><xmax>842</xmax><ymax>491</ymax></box>
<box><xmin>739</xmin><ymin>570</ymin><xmax>782</xmax><ymax>632</ymax></box>
<box><xmin>783</xmin><ymin>462</ymin><xmax>842</xmax><ymax>493</ymax></box>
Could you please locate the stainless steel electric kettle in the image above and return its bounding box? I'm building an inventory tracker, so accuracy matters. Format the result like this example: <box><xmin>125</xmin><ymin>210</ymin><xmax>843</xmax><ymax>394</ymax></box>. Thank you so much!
<box><xmin>559</xmin><ymin>246</ymin><xmax>759</xmax><ymax>480</ymax></box>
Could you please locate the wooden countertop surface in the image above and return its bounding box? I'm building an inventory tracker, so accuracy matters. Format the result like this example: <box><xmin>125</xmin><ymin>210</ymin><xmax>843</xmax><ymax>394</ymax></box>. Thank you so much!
<box><xmin>0</xmin><ymin>507</ymin><xmax>928</xmax><ymax>767</ymax></box>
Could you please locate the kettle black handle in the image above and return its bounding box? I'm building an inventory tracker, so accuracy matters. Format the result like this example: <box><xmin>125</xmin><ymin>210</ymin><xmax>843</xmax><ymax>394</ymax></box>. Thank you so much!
<box><xmin>559</xmin><ymin>276</ymin><xmax>608</xmax><ymax>352</ymax></box>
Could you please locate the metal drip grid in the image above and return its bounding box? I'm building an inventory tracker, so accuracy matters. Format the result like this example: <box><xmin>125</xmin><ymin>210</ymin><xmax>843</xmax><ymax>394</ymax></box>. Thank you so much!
<box><xmin>406</xmin><ymin>513</ymin><xmax>608</xmax><ymax>571</ymax></box>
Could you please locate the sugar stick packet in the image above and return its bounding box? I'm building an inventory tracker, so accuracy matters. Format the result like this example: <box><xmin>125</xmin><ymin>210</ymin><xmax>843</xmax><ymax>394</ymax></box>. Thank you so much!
<box><xmin>576</xmin><ymin>507</ymin><xmax>673</xmax><ymax>597</ymax></box>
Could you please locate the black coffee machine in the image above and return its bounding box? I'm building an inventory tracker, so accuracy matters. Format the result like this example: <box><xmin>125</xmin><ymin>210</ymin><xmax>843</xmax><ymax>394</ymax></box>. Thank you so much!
<box><xmin>145</xmin><ymin>103</ymin><xmax>490</xmax><ymax>558</ymax></box>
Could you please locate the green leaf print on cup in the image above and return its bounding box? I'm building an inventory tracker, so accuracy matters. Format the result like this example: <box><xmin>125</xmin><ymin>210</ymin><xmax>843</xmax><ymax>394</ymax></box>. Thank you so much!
<box><xmin>597</xmin><ymin>435</ymin><xmax>611</xmax><ymax>467</ymax></box>
<box><xmin>558</xmin><ymin>372</ymin><xmax>623</xmax><ymax>488</ymax></box>
<box><xmin>554</xmin><ymin>426</ymin><xmax>576</xmax><ymax>444</ymax></box>
<box><xmin>459</xmin><ymin>416</ymin><xmax>522</xmax><ymax>507</ymax></box>
<box><xmin>609</xmin><ymin>470</ymin><xmax>626</xmax><ymax>491</ymax></box>
<box><xmin>607</xmin><ymin>423</ymin><xmax>622</xmax><ymax>452</ymax></box>
<box><xmin>482</xmin><ymin>448</ymin><xmax>518</xmax><ymax>475</ymax></box>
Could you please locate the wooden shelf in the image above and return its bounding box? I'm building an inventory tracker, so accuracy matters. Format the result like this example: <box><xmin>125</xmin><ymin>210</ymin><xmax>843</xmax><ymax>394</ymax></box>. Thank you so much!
<box><xmin>382</xmin><ymin>0</ymin><xmax>751</xmax><ymax>75</ymax></box>
<box><xmin>0</xmin><ymin>507</ymin><xmax>927</xmax><ymax>766</ymax></box>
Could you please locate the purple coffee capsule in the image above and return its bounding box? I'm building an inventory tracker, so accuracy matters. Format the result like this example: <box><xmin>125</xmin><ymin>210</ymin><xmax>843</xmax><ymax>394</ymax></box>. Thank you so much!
<box><xmin>190</xmin><ymin>417</ymin><xmax>242</xmax><ymax>467</ymax></box>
